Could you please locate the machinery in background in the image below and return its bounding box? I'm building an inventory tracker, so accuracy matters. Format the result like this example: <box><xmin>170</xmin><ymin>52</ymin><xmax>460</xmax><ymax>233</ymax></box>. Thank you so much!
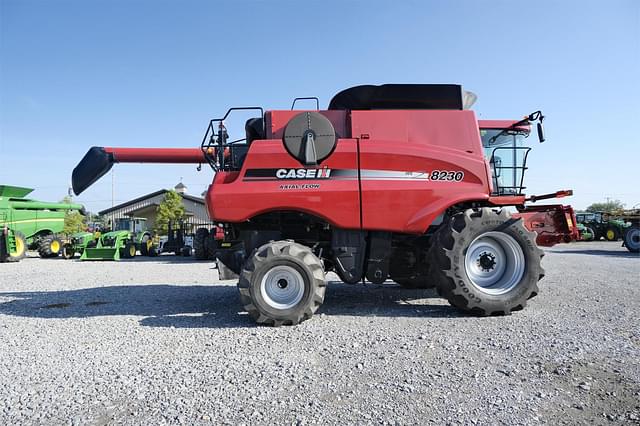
<box><xmin>79</xmin><ymin>217</ymin><xmax>152</xmax><ymax>261</ymax></box>
<box><xmin>0</xmin><ymin>185</ymin><xmax>86</xmax><ymax>261</ymax></box>
<box><xmin>575</xmin><ymin>211</ymin><xmax>629</xmax><ymax>241</ymax></box>
<box><xmin>576</xmin><ymin>223</ymin><xmax>595</xmax><ymax>241</ymax></box>
<box><xmin>610</xmin><ymin>209</ymin><xmax>640</xmax><ymax>253</ymax></box>
<box><xmin>155</xmin><ymin>220</ymin><xmax>194</xmax><ymax>256</ymax></box>
<box><xmin>62</xmin><ymin>231</ymin><xmax>98</xmax><ymax>259</ymax></box>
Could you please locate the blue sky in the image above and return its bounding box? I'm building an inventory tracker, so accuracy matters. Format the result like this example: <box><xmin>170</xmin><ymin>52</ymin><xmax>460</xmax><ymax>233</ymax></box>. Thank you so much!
<box><xmin>1</xmin><ymin>0</ymin><xmax>638</xmax><ymax>212</ymax></box>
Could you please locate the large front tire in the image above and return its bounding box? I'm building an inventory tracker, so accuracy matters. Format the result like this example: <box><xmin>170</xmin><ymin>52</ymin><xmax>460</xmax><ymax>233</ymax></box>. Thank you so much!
<box><xmin>8</xmin><ymin>231</ymin><xmax>27</xmax><ymax>261</ymax></box>
<box><xmin>431</xmin><ymin>208</ymin><xmax>544</xmax><ymax>316</ymax></box>
<box><xmin>238</xmin><ymin>241</ymin><xmax>326</xmax><ymax>326</ymax></box>
<box><xmin>121</xmin><ymin>242</ymin><xmax>137</xmax><ymax>259</ymax></box>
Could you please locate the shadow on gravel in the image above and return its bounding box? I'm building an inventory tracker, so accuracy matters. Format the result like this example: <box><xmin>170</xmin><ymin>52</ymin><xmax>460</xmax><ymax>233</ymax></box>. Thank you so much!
<box><xmin>548</xmin><ymin>249</ymin><xmax>639</xmax><ymax>258</ymax></box>
<box><xmin>71</xmin><ymin>256</ymin><xmax>215</xmax><ymax>265</ymax></box>
<box><xmin>0</xmin><ymin>282</ymin><xmax>459</xmax><ymax>328</ymax></box>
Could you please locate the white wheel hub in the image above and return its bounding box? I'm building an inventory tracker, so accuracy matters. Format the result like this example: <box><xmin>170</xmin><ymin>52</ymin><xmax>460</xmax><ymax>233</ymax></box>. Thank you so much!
<box><xmin>260</xmin><ymin>265</ymin><xmax>305</xmax><ymax>310</ymax></box>
<box><xmin>464</xmin><ymin>231</ymin><xmax>525</xmax><ymax>295</ymax></box>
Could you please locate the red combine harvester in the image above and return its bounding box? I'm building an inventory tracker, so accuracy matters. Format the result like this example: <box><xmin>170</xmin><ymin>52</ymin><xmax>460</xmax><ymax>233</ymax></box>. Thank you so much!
<box><xmin>73</xmin><ymin>84</ymin><xmax>577</xmax><ymax>325</ymax></box>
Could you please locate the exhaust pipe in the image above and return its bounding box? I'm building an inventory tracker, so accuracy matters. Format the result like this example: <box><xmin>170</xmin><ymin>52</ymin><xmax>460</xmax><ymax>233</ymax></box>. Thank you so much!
<box><xmin>72</xmin><ymin>146</ymin><xmax>206</xmax><ymax>195</ymax></box>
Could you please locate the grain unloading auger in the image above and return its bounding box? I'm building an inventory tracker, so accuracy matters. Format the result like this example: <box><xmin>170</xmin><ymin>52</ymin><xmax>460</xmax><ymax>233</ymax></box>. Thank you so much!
<box><xmin>73</xmin><ymin>84</ymin><xmax>578</xmax><ymax>326</ymax></box>
<box><xmin>72</xmin><ymin>147</ymin><xmax>206</xmax><ymax>195</ymax></box>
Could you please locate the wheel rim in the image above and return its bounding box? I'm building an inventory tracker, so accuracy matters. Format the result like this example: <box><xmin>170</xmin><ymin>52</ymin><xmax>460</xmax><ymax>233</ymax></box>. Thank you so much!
<box><xmin>464</xmin><ymin>231</ymin><xmax>526</xmax><ymax>295</ymax></box>
<box><xmin>606</xmin><ymin>230</ymin><xmax>615</xmax><ymax>240</ymax></box>
<box><xmin>50</xmin><ymin>240</ymin><xmax>60</xmax><ymax>253</ymax></box>
<box><xmin>260</xmin><ymin>265</ymin><xmax>305</xmax><ymax>310</ymax></box>
<box><xmin>627</xmin><ymin>229</ymin><xmax>640</xmax><ymax>250</ymax></box>
<box><xmin>130</xmin><ymin>246</ymin><xmax>136</xmax><ymax>257</ymax></box>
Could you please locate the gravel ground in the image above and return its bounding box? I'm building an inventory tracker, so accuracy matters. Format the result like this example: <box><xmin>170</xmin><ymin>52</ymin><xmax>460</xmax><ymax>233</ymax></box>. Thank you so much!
<box><xmin>0</xmin><ymin>241</ymin><xmax>638</xmax><ymax>425</ymax></box>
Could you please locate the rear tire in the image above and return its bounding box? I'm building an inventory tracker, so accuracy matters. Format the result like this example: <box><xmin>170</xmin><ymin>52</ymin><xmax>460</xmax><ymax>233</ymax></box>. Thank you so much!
<box><xmin>430</xmin><ymin>208</ymin><xmax>544</xmax><ymax>316</ymax></box>
<box><xmin>623</xmin><ymin>226</ymin><xmax>640</xmax><ymax>253</ymax></box>
<box><xmin>605</xmin><ymin>227</ymin><xmax>619</xmax><ymax>241</ymax></box>
<box><xmin>62</xmin><ymin>243</ymin><xmax>75</xmax><ymax>259</ymax></box>
<box><xmin>238</xmin><ymin>241</ymin><xmax>326</xmax><ymax>326</ymax></box>
<box><xmin>205</xmin><ymin>231</ymin><xmax>217</xmax><ymax>260</ymax></box>
<box><xmin>140</xmin><ymin>234</ymin><xmax>152</xmax><ymax>256</ymax></box>
<box><xmin>38</xmin><ymin>234</ymin><xmax>62</xmax><ymax>258</ymax></box>
<box><xmin>194</xmin><ymin>228</ymin><xmax>209</xmax><ymax>260</ymax></box>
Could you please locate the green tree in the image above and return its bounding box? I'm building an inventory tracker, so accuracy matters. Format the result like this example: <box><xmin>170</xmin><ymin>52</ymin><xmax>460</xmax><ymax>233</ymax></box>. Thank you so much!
<box><xmin>61</xmin><ymin>196</ymin><xmax>86</xmax><ymax>235</ymax></box>
<box><xmin>586</xmin><ymin>199</ymin><xmax>625</xmax><ymax>213</ymax></box>
<box><xmin>155</xmin><ymin>190</ymin><xmax>185</xmax><ymax>234</ymax></box>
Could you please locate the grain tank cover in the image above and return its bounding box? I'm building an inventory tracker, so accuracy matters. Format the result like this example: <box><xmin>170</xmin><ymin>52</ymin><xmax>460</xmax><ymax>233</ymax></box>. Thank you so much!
<box><xmin>0</xmin><ymin>185</ymin><xmax>34</xmax><ymax>198</ymax></box>
<box><xmin>328</xmin><ymin>84</ymin><xmax>464</xmax><ymax>110</ymax></box>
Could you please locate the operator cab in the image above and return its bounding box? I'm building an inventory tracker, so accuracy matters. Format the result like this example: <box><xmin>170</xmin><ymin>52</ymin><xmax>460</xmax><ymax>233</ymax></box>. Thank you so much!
<box><xmin>479</xmin><ymin>123</ymin><xmax>532</xmax><ymax>196</ymax></box>
<box><xmin>114</xmin><ymin>217</ymin><xmax>147</xmax><ymax>234</ymax></box>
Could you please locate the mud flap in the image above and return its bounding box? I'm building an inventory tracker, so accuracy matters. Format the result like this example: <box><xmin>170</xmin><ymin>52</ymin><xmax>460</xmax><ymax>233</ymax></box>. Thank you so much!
<box><xmin>214</xmin><ymin>241</ymin><xmax>246</xmax><ymax>275</ymax></box>
<box><xmin>332</xmin><ymin>229</ymin><xmax>367</xmax><ymax>284</ymax></box>
<box><xmin>365</xmin><ymin>231</ymin><xmax>392</xmax><ymax>284</ymax></box>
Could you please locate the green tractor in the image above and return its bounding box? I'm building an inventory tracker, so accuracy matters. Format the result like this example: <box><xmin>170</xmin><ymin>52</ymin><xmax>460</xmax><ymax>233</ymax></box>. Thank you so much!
<box><xmin>62</xmin><ymin>231</ymin><xmax>98</xmax><ymax>259</ymax></box>
<box><xmin>576</xmin><ymin>223</ymin><xmax>595</xmax><ymax>241</ymax></box>
<box><xmin>575</xmin><ymin>211</ymin><xmax>629</xmax><ymax>241</ymax></box>
<box><xmin>0</xmin><ymin>185</ymin><xmax>85</xmax><ymax>261</ymax></box>
<box><xmin>79</xmin><ymin>217</ymin><xmax>153</xmax><ymax>260</ymax></box>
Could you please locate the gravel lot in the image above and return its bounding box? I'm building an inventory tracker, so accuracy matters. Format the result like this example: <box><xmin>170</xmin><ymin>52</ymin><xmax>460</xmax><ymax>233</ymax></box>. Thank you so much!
<box><xmin>0</xmin><ymin>241</ymin><xmax>638</xmax><ymax>425</ymax></box>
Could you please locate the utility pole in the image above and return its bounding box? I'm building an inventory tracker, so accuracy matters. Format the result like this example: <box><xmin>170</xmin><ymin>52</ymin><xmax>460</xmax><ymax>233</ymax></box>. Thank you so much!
<box><xmin>111</xmin><ymin>169</ymin><xmax>115</xmax><ymax>228</ymax></box>
<box><xmin>111</xmin><ymin>169</ymin><xmax>115</xmax><ymax>208</ymax></box>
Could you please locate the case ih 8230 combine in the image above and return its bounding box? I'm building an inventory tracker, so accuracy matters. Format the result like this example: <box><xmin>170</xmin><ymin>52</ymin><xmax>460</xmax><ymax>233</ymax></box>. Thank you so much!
<box><xmin>73</xmin><ymin>84</ymin><xmax>576</xmax><ymax>325</ymax></box>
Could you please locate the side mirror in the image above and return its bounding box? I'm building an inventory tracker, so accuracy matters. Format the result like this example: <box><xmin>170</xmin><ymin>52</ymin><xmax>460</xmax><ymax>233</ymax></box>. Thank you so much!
<box><xmin>537</xmin><ymin>121</ymin><xmax>545</xmax><ymax>143</ymax></box>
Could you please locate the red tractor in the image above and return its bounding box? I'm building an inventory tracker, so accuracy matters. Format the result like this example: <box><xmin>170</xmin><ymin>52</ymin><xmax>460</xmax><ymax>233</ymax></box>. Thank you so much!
<box><xmin>73</xmin><ymin>84</ymin><xmax>576</xmax><ymax>325</ymax></box>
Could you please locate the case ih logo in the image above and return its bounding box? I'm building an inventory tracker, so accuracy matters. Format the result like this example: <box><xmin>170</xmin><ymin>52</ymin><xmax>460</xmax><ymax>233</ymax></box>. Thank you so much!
<box><xmin>276</xmin><ymin>168</ymin><xmax>332</xmax><ymax>179</ymax></box>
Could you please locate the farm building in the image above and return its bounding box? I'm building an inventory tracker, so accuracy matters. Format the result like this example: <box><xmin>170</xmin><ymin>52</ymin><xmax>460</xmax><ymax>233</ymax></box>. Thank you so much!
<box><xmin>99</xmin><ymin>183</ymin><xmax>213</xmax><ymax>230</ymax></box>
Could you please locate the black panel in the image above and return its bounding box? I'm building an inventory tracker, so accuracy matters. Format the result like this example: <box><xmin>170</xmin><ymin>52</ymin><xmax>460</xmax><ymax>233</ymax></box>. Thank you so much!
<box><xmin>245</xmin><ymin>117</ymin><xmax>265</xmax><ymax>145</ymax></box>
<box><xmin>72</xmin><ymin>147</ymin><xmax>115</xmax><ymax>195</ymax></box>
<box><xmin>365</xmin><ymin>231</ymin><xmax>392</xmax><ymax>284</ymax></box>
<box><xmin>331</xmin><ymin>229</ymin><xmax>367</xmax><ymax>284</ymax></box>
<box><xmin>328</xmin><ymin>84</ymin><xmax>463</xmax><ymax>110</ymax></box>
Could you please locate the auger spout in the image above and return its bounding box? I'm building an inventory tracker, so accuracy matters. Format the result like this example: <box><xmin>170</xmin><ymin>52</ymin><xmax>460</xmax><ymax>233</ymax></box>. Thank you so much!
<box><xmin>72</xmin><ymin>146</ymin><xmax>206</xmax><ymax>195</ymax></box>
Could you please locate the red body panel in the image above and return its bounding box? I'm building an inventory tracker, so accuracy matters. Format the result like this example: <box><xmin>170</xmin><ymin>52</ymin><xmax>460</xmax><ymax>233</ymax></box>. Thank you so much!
<box><xmin>87</xmin><ymin>112</ymin><xmax>573</xmax><ymax>244</ymax></box>
<box><xmin>208</xmin><ymin>110</ymin><xmax>495</xmax><ymax>234</ymax></box>
<box><xmin>353</xmin><ymin>110</ymin><xmax>490</xmax><ymax>232</ymax></box>
<box><xmin>207</xmin><ymin>139</ymin><xmax>361</xmax><ymax>229</ymax></box>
